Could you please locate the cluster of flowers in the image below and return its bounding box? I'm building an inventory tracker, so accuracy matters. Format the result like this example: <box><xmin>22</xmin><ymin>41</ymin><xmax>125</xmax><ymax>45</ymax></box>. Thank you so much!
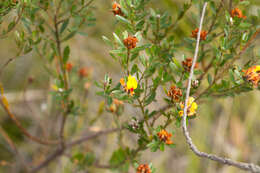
<box><xmin>182</xmin><ymin>58</ymin><xmax>198</xmax><ymax>72</ymax></box>
<box><xmin>167</xmin><ymin>86</ymin><xmax>198</xmax><ymax>117</ymax></box>
<box><xmin>136</xmin><ymin>164</ymin><xmax>151</xmax><ymax>173</ymax></box>
<box><xmin>167</xmin><ymin>85</ymin><xmax>182</xmax><ymax>102</ymax></box>
<box><xmin>109</xmin><ymin>98</ymin><xmax>123</xmax><ymax>113</ymax></box>
<box><xmin>124</xmin><ymin>36</ymin><xmax>138</xmax><ymax>49</ymax></box>
<box><xmin>66</xmin><ymin>62</ymin><xmax>91</xmax><ymax>78</ymax></box>
<box><xmin>178</xmin><ymin>97</ymin><xmax>198</xmax><ymax>117</ymax></box>
<box><xmin>243</xmin><ymin>65</ymin><xmax>260</xmax><ymax>87</ymax></box>
<box><xmin>157</xmin><ymin>129</ymin><xmax>173</xmax><ymax>145</ymax></box>
<box><xmin>112</xmin><ymin>2</ymin><xmax>124</xmax><ymax>16</ymax></box>
<box><xmin>231</xmin><ymin>8</ymin><xmax>246</xmax><ymax>19</ymax></box>
<box><xmin>191</xmin><ymin>28</ymin><xmax>208</xmax><ymax>41</ymax></box>
<box><xmin>64</xmin><ymin>62</ymin><xmax>91</xmax><ymax>91</ymax></box>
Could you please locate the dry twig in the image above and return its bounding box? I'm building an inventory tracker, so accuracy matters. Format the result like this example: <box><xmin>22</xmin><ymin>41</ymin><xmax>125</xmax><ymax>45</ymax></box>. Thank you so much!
<box><xmin>182</xmin><ymin>2</ymin><xmax>260</xmax><ymax>173</ymax></box>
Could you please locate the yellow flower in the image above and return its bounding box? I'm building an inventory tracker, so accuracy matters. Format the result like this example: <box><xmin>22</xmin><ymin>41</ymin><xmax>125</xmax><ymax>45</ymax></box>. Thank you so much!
<box><xmin>179</xmin><ymin>97</ymin><xmax>198</xmax><ymax>117</ymax></box>
<box><xmin>126</xmin><ymin>75</ymin><xmax>137</xmax><ymax>95</ymax></box>
<box><xmin>255</xmin><ymin>65</ymin><xmax>260</xmax><ymax>71</ymax></box>
<box><xmin>120</xmin><ymin>75</ymin><xmax>138</xmax><ymax>96</ymax></box>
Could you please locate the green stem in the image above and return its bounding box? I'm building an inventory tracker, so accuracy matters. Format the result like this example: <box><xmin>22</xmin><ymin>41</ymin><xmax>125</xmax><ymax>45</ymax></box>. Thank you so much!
<box><xmin>126</xmin><ymin>49</ymin><xmax>130</xmax><ymax>76</ymax></box>
<box><xmin>137</xmin><ymin>98</ymin><xmax>152</xmax><ymax>136</ymax></box>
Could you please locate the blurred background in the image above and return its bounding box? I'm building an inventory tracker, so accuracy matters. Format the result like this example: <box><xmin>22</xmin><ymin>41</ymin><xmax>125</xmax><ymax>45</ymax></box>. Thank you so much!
<box><xmin>0</xmin><ymin>0</ymin><xmax>260</xmax><ymax>172</ymax></box>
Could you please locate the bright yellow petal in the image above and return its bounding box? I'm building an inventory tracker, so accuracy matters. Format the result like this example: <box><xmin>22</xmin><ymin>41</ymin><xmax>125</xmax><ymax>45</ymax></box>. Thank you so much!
<box><xmin>188</xmin><ymin>97</ymin><xmax>195</xmax><ymax>106</ymax></box>
<box><xmin>254</xmin><ymin>65</ymin><xmax>260</xmax><ymax>72</ymax></box>
<box><xmin>179</xmin><ymin>110</ymin><xmax>183</xmax><ymax>117</ymax></box>
<box><xmin>127</xmin><ymin>75</ymin><xmax>137</xmax><ymax>90</ymax></box>
<box><xmin>191</xmin><ymin>102</ymin><xmax>198</xmax><ymax>110</ymax></box>
<box><xmin>51</xmin><ymin>84</ymin><xmax>59</xmax><ymax>91</ymax></box>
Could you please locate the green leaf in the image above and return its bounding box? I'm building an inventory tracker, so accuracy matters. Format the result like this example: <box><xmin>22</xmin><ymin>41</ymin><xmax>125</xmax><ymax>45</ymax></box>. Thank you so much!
<box><xmin>113</xmin><ymin>32</ymin><xmax>124</xmax><ymax>47</ymax></box>
<box><xmin>62</xmin><ymin>31</ymin><xmax>77</xmax><ymax>42</ymax></box>
<box><xmin>207</xmin><ymin>74</ymin><xmax>212</xmax><ymax>85</ymax></box>
<box><xmin>107</xmin><ymin>96</ymin><xmax>113</xmax><ymax>105</ymax></box>
<box><xmin>209</xmin><ymin>1</ymin><xmax>216</xmax><ymax>15</ymax></box>
<box><xmin>132</xmin><ymin>44</ymin><xmax>151</xmax><ymax>53</ymax></box>
<box><xmin>145</xmin><ymin>91</ymin><xmax>156</xmax><ymax>105</ymax></box>
<box><xmin>229</xmin><ymin>69</ymin><xmax>236</xmax><ymax>84</ymax></box>
<box><xmin>7</xmin><ymin>21</ymin><xmax>15</xmax><ymax>32</ymax></box>
<box><xmin>131</xmin><ymin>64</ymin><xmax>139</xmax><ymax>74</ymax></box>
<box><xmin>115</xmin><ymin>15</ymin><xmax>131</xmax><ymax>25</ymax></box>
<box><xmin>239</xmin><ymin>22</ymin><xmax>252</xmax><ymax>29</ymax></box>
<box><xmin>172</xmin><ymin>57</ymin><xmax>182</xmax><ymax>70</ymax></box>
<box><xmin>109</xmin><ymin>148</ymin><xmax>128</xmax><ymax>166</ymax></box>
<box><xmin>84</xmin><ymin>152</ymin><xmax>95</xmax><ymax>166</ymax></box>
<box><xmin>77</xmin><ymin>31</ymin><xmax>88</xmax><ymax>37</ymax></box>
<box><xmin>147</xmin><ymin>141</ymin><xmax>159</xmax><ymax>152</ymax></box>
<box><xmin>63</xmin><ymin>46</ymin><xmax>70</xmax><ymax>64</ymax></box>
<box><xmin>139</xmin><ymin>54</ymin><xmax>146</xmax><ymax>66</ymax></box>
<box><xmin>159</xmin><ymin>143</ymin><xmax>165</xmax><ymax>151</ymax></box>
<box><xmin>102</xmin><ymin>36</ymin><xmax>113</xmax><ymax>47</ymax></box>
<box><xmin>241</xmin><ymin>32</ymin><xmax>249</xmax><ymax>42</ymax></box>
<box><xmin>239</xmin><ymin>1</ymin><xmax>250</xmax><ymax>5</ymax></box>
<box><xmin>60</xmin><ymin>19</ymin><xmax>69</xmax><ymax>34</ymax></box>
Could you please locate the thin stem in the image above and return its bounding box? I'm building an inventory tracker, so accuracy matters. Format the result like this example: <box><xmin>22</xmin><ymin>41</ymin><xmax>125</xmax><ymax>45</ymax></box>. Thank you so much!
<box><xmin>0</xmin><ymin>99</ymin><xmax>58</xmax><ymax>145</ymax></box>
<box><xmin>137</xmin><ymin>98</ymin><xmax>152</xmax><ymax>136</ymax></box>
<box><xmin>0</xmin><ymin>126</ymin><xmax>29</xmax><ymax>171</ymax></box>
<box><xmin>30</xmin><ymin>128</ymin><xmax>122</xmax><ymax>173</ymax></box>
<box><xmin>53</xmin><ymin>1</ymin><xmax>70</xmax><ymax>148</ymax></box>
<box><xmin>126</xmin><ymin>49</ymin><xmax>130</xmax><ymax>75</ymax></box>
<box><xmin>182</xmin><ymin>3</ymin><xmax>260</xmax><ymax>173</ymax></box>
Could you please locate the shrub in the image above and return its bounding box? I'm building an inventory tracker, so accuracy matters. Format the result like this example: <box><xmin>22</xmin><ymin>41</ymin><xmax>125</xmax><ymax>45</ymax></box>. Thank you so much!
<box><xmin>0</xmin><ymin>0</ymin><xmax>260</xmax><ymax>172</ymax></box>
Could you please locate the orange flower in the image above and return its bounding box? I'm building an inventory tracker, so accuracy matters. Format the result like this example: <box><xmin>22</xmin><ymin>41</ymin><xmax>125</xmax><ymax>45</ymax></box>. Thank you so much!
<box><xmin>84</xmin><ymin>82</ymin><xmax>91</xmax><ymax>90</ymax></box>
<box><xmin>157</xmin><ymin>129</ymin><xmax>173</xmax><ymax>145</ymax></box>
<box><xmin>66</xmin><ymin>62</ymin><xmax>73</xmax><ymax>72</ymax></box>
<box><xmin>182</xmin><ymin>58</ymin><xmax>198</xmax><ymax>72</ymax></box>
<box><xmin>231</xmin><ymin>8</ymin><xmax>246</xmax><ymax>19</ymax></box>
<box><xmin>136</xmin><ymin>164</ymin><xmax>151</xmax><ymax>173</ymax></box>
<box><xmin>120</xmin><ymin>78</ymin><xmax>125</xmax><ymax>86</ymax></box>
<box><xmin>78</xmin><ymin>67</ymin><xmax>89</xmax><ymax>78</ymax></box>
<box><xmin>113</xmin><ymin>98</ymin><xmax>123</xmax><ymax>106</ymax></box>
<box><xmin>123</xmin><ymin>36</ymin><xmax>138</xmax><ymax>49</ymax></box>
<box><xmin>109</xmin><ymin>99</ymin><xmax>123</xmax><ymax>113</ymax></box>
<box><xmin>167</xmin><ymin>85</ymin><xmax>182</xmax><ymax>102</ymax></box>
<box><xmin>112</xmin><ymin>2</ymin><xmax>124</xmax><ymax>16</ymax></box>
<box><xmin>191</xmin><ymin>28</ymin><xmax>208</xmax><ymax>40</ymax></box>
<box><xmin>242</xmin><ymin>65</ymin><xmax>260</xmax><ymax>87</ymax></box>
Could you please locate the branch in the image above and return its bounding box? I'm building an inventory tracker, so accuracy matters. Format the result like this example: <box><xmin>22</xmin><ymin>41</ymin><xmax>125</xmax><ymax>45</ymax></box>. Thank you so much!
<box><xmin>67</xmin><ymin>127</ymin><xmax>123</xmax><ymax>148</ymax></box>
<box><xmin>57</xmin><ymin>0</ymin><xmax>95</xmax><ymax>25</ymax></box>
<box><xmin>0</xmin><ymin>58</ymin><xmax>14</xmax><ymax>79</ymax></box>
<box><xmin>0</xmin><ymin>126</ymin><xmax>29</xmax><ymax>171</ymax></box>
<box><xmin>53</xmin><ymin>1</ymin><xmax>69</xmax><ymax>148</ymax></box>
<box><xmin>0</xmin><ymin>100</ymin><xmax>59</xmax><ymax>145</ymax></box>
<box><xmin>29</xmin><ymin>148</ymin><xmax>64</xmax><ymax>173</ymax></box>
<box><xmin>182</xmin><ymin>2</ymin><xmax>260</xmax><ymax>173</ymax></box>
<box><xmin>30</xmin><ymin>128</ymin><xmax>122</xmax><ymax>173</ymax></box>
<box><xmin>0</xmin><ymin>84</ymin><xmax>58</xmax><ymax>146</ymax></box>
